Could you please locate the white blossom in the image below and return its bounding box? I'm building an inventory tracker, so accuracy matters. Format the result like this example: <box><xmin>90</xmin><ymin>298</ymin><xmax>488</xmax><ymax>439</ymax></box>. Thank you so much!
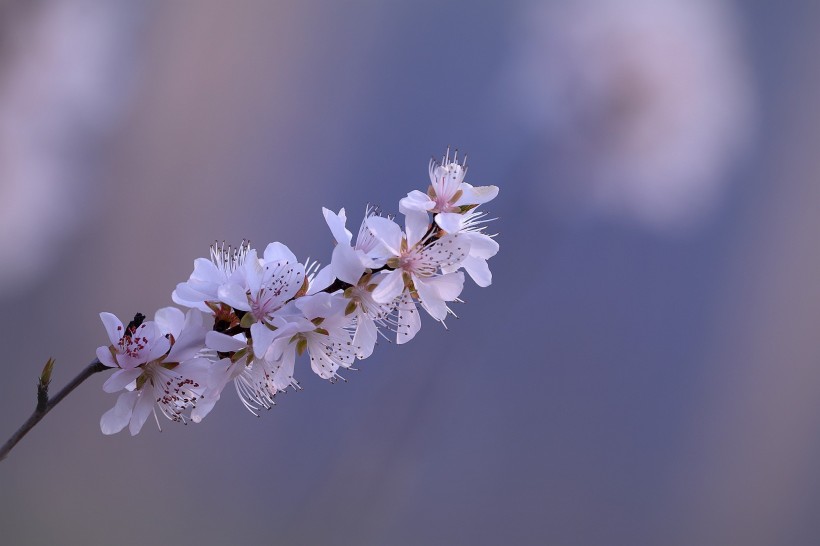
<box><xmin>367</xmin><ymin>211</ymin><xmax>468</xmax><ymax>342</ymax></box>
<box><xmin>92</xmin><ymin>149</ymin><xmax>499</xmax><ymax>434</ymax></box>
<box><xmin>98</xmin><ymin>308</ymin><xmax>213</xmax><ymax>435</ymax></box>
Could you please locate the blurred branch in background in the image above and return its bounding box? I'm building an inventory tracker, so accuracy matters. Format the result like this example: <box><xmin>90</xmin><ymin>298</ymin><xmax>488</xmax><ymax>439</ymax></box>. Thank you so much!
<box><xmin>0</xmin><ymin>0</ymin><xmax>144</xmax><ymax>296</ymax></box>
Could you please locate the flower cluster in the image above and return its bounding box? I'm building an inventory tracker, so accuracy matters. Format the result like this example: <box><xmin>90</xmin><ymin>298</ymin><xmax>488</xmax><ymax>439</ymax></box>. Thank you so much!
<box><xmin>97</xmin><ymin>150</ymin><xmax>499</xmax><ymax>435</ymax></box>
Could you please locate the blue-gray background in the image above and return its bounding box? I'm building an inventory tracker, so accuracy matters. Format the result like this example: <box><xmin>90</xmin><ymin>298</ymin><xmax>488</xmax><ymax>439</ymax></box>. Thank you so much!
<box><xmin>1</xmin><ymin>1</ymin><xmax>819</xmax><ymax>545</ymax></box>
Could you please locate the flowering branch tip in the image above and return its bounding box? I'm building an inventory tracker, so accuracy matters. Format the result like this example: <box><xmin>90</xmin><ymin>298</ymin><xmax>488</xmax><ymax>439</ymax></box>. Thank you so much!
<box><xmin>2</xmin><ymin>149</ymin><xmax>501</xmax><ymax>458</ymax></box>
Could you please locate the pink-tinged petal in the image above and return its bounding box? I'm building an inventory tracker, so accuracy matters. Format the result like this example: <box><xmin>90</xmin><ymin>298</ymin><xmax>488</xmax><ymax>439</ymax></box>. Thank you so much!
<box><xmin>404</xmin><ymin>210</ymin><xmax>430</xmax><ymax>248</ymax></box>
<box><xmin>366</xmin><ymin>216</ymin><xmax>403</xmax><ymax>256</ymax></box>
<box><xmin>129</xmin><ymin>391</ymin><xmax>155</xmax><ymax>435</ymax></box>
<box><xmin>250</xmin><ymin>322</ymin><xmax>277</xmax><ymax>359</ymax></box>
<box><xmin>331</xmin><ymin>244</ymin><xmax>366</xmax><ymax>285</ymax></box>
<box><xmin>372</xmin><ymin>269</ymin><xmax>405</xmax><ymax>303</ymax></box>
<box><xmin>353</xmin><ymin>314</ymin><xmax>377</xmax><ymax>359</ymax></box>
<box><xmin>100</xmin><ymin>312</ymin><xmax>124</xmax><ymax>346</ymax></box>
<box><xmin>218</xmin><ymin>283</ymin><xmax>251</xmax><ymax>311</ymax></box>
<box><xmin>322</xmin><ymin>207</ymin><xmax>353</xmax><ymax>244</ymax></box>
<box><xmin>462</xmin><ymin>255</ymin><xmax>492</xmax><ymax>287</ymax></box>
<box><xmin>399</xmin><ymin>190</ymin><xmax>434</xmax><ymax>214</ymax></box>
<box><xmin>103</xmin><ymin>368</ymin><xmax>142</xmax><ymax>393</ymax></box>
<box><xmin>100</xmin><ymin>391</ymin><xmax>137</xmax><ymax>435</ymax></box>
<box><xmin>263</xmin><ymin>241</ymin><xmax>298</xmax><ymax>265</ymax></box>
<box><xmin>455</xmin><ymin>183</ymin><xmax>499</xmax><ymax>206</ymax></box>
<box><xmin>154</xmin><ymin>307</ymin><xmax>185</xmax><ymax>338</ymax></box>
<box><xmin>206</xmin><ymin>331</ymin><xmax>246</xmax><ymax>352</ymax></box>
<box><xmin>396</xmin><ymin>291</ymin><xmax>421</xmax><ymax>344</ymax></box>
<box><xmin>434</xmin><ymin>212</ymin><xmax>463</xmax><ymax>234</ymax></box>
<box><xmin>307</xmin><ymin>264</ymin><xmax>335</xmax><ymax>295</ymax></box>
<box><xmin>414</xmin><ymin>277</ymin><xmax>449</xmax><ymax>321</ymax></box>
<box><xmin>96</xmin><ymin>346</ymin><xmax>118</xmax><ymax>368</ymax></box>
<box><xmin>466</xmin><ymin>232</ymin><xmax>499</xmax><ymax>259</ymax></box>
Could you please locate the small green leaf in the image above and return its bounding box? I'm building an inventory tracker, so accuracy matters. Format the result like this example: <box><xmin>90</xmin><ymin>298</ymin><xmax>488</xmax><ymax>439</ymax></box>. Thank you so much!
<box><xmin>39</xmin><ymin>358</ymin><xmax>55</xmax><ymax>389</ymax></box>
<box><xmin>240</xmin><ymin>312</ymin><xmax>256</xmax><ymax>329</ymax></box>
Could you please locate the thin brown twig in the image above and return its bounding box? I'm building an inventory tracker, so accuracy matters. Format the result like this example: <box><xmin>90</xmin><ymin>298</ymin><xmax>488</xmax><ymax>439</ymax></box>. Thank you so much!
<box><xmin>0</xmin><ymin>359</ymin><xmax>107</xmax><ymax>462</ymax></box>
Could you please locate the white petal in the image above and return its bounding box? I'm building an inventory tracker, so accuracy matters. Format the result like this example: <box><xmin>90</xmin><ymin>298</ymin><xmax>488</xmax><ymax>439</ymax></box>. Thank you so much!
<box><xmin>206</xmin><ymin>331</ymin><xmax>246</xmax><ymax>352</ymax></box>
<box><xmin>462</xmin><ymin>255</ymin><xmax>492</xmax><ymax>287</ymax></box>
<box><xmin>261</xmin><ymin>259</ymin><xmax>306</xmax><ymax>305</ymax></box>
<box><xmin>250</xmin><ymin>322</ymin><xmax>277</xmax><ymax>358</ymax></box>
<box><xmin>218</xmin><ymin>283</ymin><xmax>251</xmax><ymax>312</ymax></box>
<box><xmin>100</xmin><ymin>391</ymin><xmax>137</xmax><ymax>435</ymax></box>
<box><xmin>404</xmin><ymin>210</ymin><xmax>430</xmax><ymax>248</ymax></box>
<box><xmin>129</xmin><ymin>391</ymin><xmax>154</xmax><ymax>435</ymax></box>
<box><xmin>396</xmin><ymin>291</ymin><xmax>421</xmax><ymax>344</ymax></box>
<box><xmin>99</xmin><ymin>312</ymin><xmax>124</xmax><ymax>346</ymax></box>
<box><xmin>331</xmin><ymin>244</ymin><xmax>366</xmax><ymax>285</ymax></box>
<box><xmin>466</xmin><ymin>232</ymin><xmax>499</xmax><ymax>259</ymax></box>
<box><xmin>308</xmin><ymin>264</ymin><xmax>336</xmax><ymax>295</ymax></box>
<box><xmin>96</xmin><ymin>346</ymin><xmax>117</xmax><ymax>368</ymax></box>
<box><xmin>190</xmin><ymin>358</ymin><xmax>234</xmax><ymax>424</ymax></box>
<box><xmin>455</xmin><ymin>183</ymin><xmax>499</xmax><ymax>206</ymax></box>
<box><xmin>353</xmin><ymin>314</ymin><xmax>377</xmax><ymax>359</ymax></box>
<box><xmin>372</xmin><ymin>269</ymin><xmax>404</xmax><ymax>303</ymax></box>
<box><xmin>166</xmin><ymin>310</ymin><xmax>208</xmax><ymax>363</ymax></box>
<box><xmin>103</xmin><ymin>368</ymin><xmax>142</xmax><ymax>393</ymax></box>
<box><xmin>171</xmin><ymin>284</ymin><xmax>211</xmax><ymax>312</ymax></box>
<box><xmin>414</xmin><ymin>277</ymin><xmax>449</xmax><ymax>321</ymax></box>
<box><xmin>191</xmin><ymin>257</ymin><xmax>224</xmax><ymax>284</ymax></box>
<box><xmin>366</xmin><ymin>216</ymin><xmax>403</xmax><ymax>256</ymax></box>
<box><xmin>399</xmin><ymin>190</ymin><xmax>434</xmax><ymax>214</ymax></box>
<box><xmin>434</xmin><ymin>212</ymin><xmax>463</xmax><ymax>234</ymax></box>
<box><xmin>308</xmin><ymin>340</ymin><xmax>339</xmax><ymax>380</ymax></box>
<box><xmin>295</xmin><ymin>292</ymin><xmax>343</xmax><ymax>320</ymax></box>
<box><xmin>424</xmin><ymin>271</ymin><xmax>465</xmax><ymax>301</ymax></box>
<box><xmin>145</xmin><ymin>328</ymin><xmax>172</xmax><ymax>363</ymax></box>
<box><xmin>421</xmin><ymin>233</ymin><xmax>470</xmax><ymax>269</ymax></box>
<box><xmin>270</xmin><ymin>345</ymin><xmax>297</xmax><ymax>391</ymax></box>
<box><xmin>242</xmin><ymin>252</ymin><xmax>264</xmax><ymax>295</ymax></box>
<box><xmin>263</xmin><ymin>241</ymin><xmax>298</xmax><ymax>265</ymax></box>
<box><xmin>154</xmin><ymin>307</ymin><xmax>185</xmax><ymax>338</ymax></box>
<box><xmin>322</xmin><ymin>207</ymin><xmax>353</xmax><ymax>244</ymax></box>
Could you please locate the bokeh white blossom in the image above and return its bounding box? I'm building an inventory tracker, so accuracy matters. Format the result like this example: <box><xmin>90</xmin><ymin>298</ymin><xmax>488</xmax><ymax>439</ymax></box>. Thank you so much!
<box><xmin>507</xmin><ymin>0</ymin><xmax>756</xmax><ymax>232</ymax></box>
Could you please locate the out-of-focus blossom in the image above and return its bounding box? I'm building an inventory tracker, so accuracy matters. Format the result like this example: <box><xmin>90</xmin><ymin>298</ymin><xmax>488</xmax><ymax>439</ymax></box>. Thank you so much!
<box><xmin>507</xmin><ymin>0</ymin><xmax>755</xmax><ymax>232</ymax></box>
<box><xmin>0</xmin><ymin>1</ymin><xmax>141</xmax><ymax>293</ymax></box>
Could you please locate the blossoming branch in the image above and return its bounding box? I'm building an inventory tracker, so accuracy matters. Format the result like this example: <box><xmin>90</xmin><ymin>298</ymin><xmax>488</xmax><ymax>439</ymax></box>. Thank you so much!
<box><xmin>0</xmin><ymin>149</ymin><xmax>499</xmax><ymax>458</ymax></box>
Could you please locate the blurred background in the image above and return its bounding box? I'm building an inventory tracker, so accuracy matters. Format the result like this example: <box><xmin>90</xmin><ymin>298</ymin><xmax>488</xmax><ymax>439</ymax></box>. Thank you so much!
<box><xmin>0</xmin><ymin>1</ymin><xmax>818</xmax><ymax>544</ymax></box>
